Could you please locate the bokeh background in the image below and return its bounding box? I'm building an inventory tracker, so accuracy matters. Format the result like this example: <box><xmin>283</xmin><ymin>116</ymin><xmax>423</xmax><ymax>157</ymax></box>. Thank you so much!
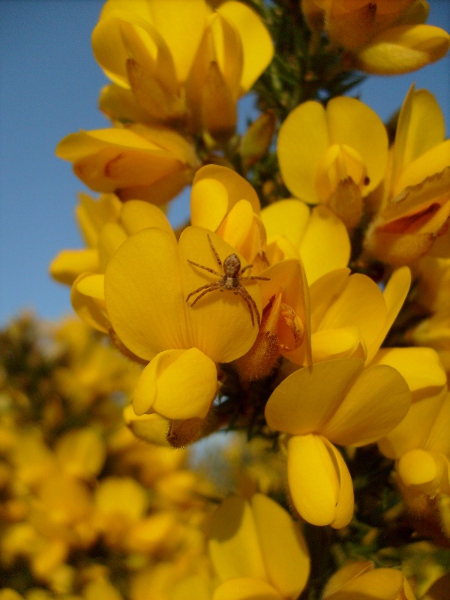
<box><xmin>0</xmin><ymin>0</ymin><xmax>449</xmax><ymax>326</ymax></box>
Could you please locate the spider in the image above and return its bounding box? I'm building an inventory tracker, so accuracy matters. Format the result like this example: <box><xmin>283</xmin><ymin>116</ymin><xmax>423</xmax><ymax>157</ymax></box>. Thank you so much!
<box><xmin>186</xmin><ymin>235</ymin><xmax>269</xmax><ymax>327</ymax></box>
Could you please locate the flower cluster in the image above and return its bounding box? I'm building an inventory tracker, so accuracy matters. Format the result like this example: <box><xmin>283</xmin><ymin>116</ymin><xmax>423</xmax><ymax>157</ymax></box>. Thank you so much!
<box><xmin>0</xmin><ymin>317</ymin><xmax>216</xmax><ymax>598</ymax></box>
<box><xmin>20</xmin><ymin>0</ymin><xmax>450</xmax><ymax>597</ymax></box>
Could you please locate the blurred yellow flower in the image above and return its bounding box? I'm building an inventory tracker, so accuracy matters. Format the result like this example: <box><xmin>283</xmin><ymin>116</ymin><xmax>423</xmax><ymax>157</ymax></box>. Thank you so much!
<box><xmin>301</xmin><ymin>0</ymin><xmax>450</xmax><ymax>75</ymax></box>
<box><xmin>322</xmin><ymin>560</ymin><xmax>416</xmax><ymax>600</ymax></box>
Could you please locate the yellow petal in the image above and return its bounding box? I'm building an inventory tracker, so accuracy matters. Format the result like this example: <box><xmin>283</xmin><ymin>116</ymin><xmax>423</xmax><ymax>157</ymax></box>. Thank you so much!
<box><xmin>309</xmin><ymin>268</ymin><xmax>350</xmax><ymax>330</ymax></box>
<box><xmin>105</xmin><ymin>228</ymin><xmax>187</xmax><ymax>361</ymax></box>
<box><xmin>322</xmin><ymin>561</ymin><xmax>375</xmax><ymax>598</ymax></box>
<box><xmin>139</xmin><ymin>0</ymin><xmax>210</xmax><ymax>82</ymax></box>
<box><xmin>119</xmin><ymin>200</ymin><xmax>174</xmax><ymax>236</ymax></box>
<box><xmin>300</xmin><ymin>206</ymin><xmax>351</xmax><ymax>283</ymax></box>
<box><xmin>378</xmin><ymin>387</ymin><xmax>450</xmax><ymax>459</ymax></box>
<box><xmin>366</xmin><ymin>267</ymin><xmax>411</xmax><ymax>363</ymax></box>
<box><xmin>356</xmin><ymin>24</ymin><xmax>450</xmax><ymax>75</ymax></box>
<box><xmin>71</xmin><ymin>273</ymin><xmax>109</xmax><ymax>333</ymax></box>
<box><xmin>217</xmin><ymin>199</ymin><xmax>258</xmax><ymax>259</ymax></box>
<box><xmin>393</xmin><ymin>141</ymin><xmax>450</xmax><ymax>202</ymax></box>
<box><xmin>278</xmin><ymin>101</ymin><xmax>329</xmax><ymax>204</ymax></box>
<box><xmin>50</xmin><ymin>249</ymin><xmax>98</xmax><ymax>286</ymax></box>
<box><xmin>217</xmin><ymin>1</ymin><xmax>274</xmax><ymax>91</ymax></box>
<box><xmin>393</xmin><ymin>85</ymin><xmax>445</xmax><ymax>184</ymax></box>
<box><xmin>322</xmin><ymin>364</ymin><xmax>411</xmax><ymax>446</ymax></box>
<box><xmin>327</xmin><ymin>97</ymin><xmax>388</xmax><ymax>194</ymax></box>
<box><xmin>328</xmin><ymin>568</ymin><xmax>405</xmax><ymax>599</ymax></box>
<box><xmin>123</xmin><ymin>405</ymin><xmax>170</xmax><ymax>445</ymax></box>
<box><xmin>201</xmin><ymin>59</ymin><xmax>237</xmax><ymax>139</ymax></box>
<box><xmin>326</xmin><ymin>438</ymin><xmax>355</xmax><ymax>529</ymax></box>
<box><xmin>261</xmin><ymin>199</ymin><xmax>310</xmax><ymax>249</ymax></box>
<box><xmin>213</xmin><ymin>578</ymin><xmax>281</xmax><ymax>600</ymax></box>
<box><xmin>311</xmin><ymin>328</ymin><xmax>363</xmax><ymax>363</ymax></box>
<box><xmin>372</xmin><ymin>347</ymin><xmax>446</xmax><ymax>395</ymax></box>
<box><xmin>398</xmin><ymin>449</ymin><xmax>446</xmax><ymax>489</ymax></box>
<box><xmin>209</xmin><ymin>496</ymin><xmax>268</xmax><ymax>583</ymax></box>
<box><xmin>133</xmin><ymin>348</ymin><xmax>217</xmax><ymax>419</ymax></box>
<box><xmin>93</xmin><ymin>1</ymin><xmax>210</xmax><ymax>84</ymax></box>
<box><xmin>119</xmin><ymin>17</ymin><xmax>179</xmax><ymax>99</ymax></box>
<box><xmin>55</xmin><ymin>428</ymin><xmax>106</xmax><ymax>479</ymax></box>
<box><xmin>287</xmin><ymin>434</ymin><xmax>354</xmax><ymax>528</ymax></box>
<box><xmin>99</xmin><ymin>82</ymin><xmax>150</xmax><ymax>122</ymax></box>
<box><xmin>76</xmin><ymin>191</ymin><xmax>122</xmax><ymax>247</ymax></box>
<box><xmin>56</xmin><ymin>126</ymin><xmax>198</xmax><ymax>196</ymax></box>
<box><xmin>315</xmin><ymin>273</ymin><xmax>388</xmax><ymax>357</ymax></box>
<box><xmin>191</xmin><ymin>165</ymin><xmax>260</xmax><ymax>231</ymax></box>
<box><xmin>98</xmin><ymin>222</ymin><xmax>128</xmax><ymax>270</ymax></box>
<box><xmin>251</xmin><ymin>493</ymin><xmax>310</xmax><ymax>597</ymax></box>
<box><xmin>265</xmin><ymin>357</ymin><xmax>364</xmax><ymax>436</ymax></box>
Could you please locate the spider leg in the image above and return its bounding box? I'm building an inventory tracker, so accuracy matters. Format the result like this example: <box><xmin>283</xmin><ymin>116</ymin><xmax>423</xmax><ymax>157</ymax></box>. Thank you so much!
<box><xmin>207</xmin><ymin>234</ymin><xmax>223</xmax><ymax>268</ymax></box>
<box><xmin>187</xmin><ymin>259</ymin><xmax>221</xmax><ymax>277</ymax></box>
<box><xmin>240</xmin><ymin>264</ymin><xmax>253</xmax><ymax>274</ymax></box>
<box><xmin>187</xmin><ymin>282</ymin><xmax>223</xmax><ymax>306</ymax></box>
<box><xmin>239</xmin><ymin>275</ymin><xmax>271</xmax><ymax>282</ymax></box>
<box><xmin>235</xmin><ymin>286</ymin><xmax>261</xmax><ymax>327</ymax></box>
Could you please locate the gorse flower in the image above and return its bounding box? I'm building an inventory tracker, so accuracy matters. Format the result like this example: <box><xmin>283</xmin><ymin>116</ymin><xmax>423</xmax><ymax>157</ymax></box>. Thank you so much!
<box><xmin>209</xmin><ymin>494</ymin><xmax>310</xmax><ymax>600</ymax></box>
<box><xmin>301</xmin><ymin>0</ymin><xmax>450</xmax><ymax>75</ymax></box>
<box><xmin>104</xmin><ymin>226</ymin><xmax>261</xmax><ymax>422</ymax></box>
<box><xmin>277</xmin><ymin>97</ymin><xmax>388</xmax><ymax>228</ymax></box>
<box><xmin>365</xmin><ymin>85</ymin><xmax>450</xmax><ymax>265</ymax></box>
<box><xmin>265</xmin><ymin>357</ymin><xmax>411</xmax><ymax>527</ymax></box>
<box><xmin>321</xmin><ymin>560</ymin><xmax>417</xmax><ymax>600</ymax></box>
<box><xmin>92</xmin><ymin>0</ymin><xmax>273</xmax><ymax>138</ymax></box>
<box><xmin>56</xmin><ymin>124</ymin><xmax>201</xmax><ymax>204</ymax></box>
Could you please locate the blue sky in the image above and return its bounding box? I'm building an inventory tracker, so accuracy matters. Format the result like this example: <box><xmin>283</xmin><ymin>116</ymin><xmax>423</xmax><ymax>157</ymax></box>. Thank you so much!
<box><xmin>0</xmin><ymin>0</ymin><xmax>449</xmax><ymax>327</ymax></box>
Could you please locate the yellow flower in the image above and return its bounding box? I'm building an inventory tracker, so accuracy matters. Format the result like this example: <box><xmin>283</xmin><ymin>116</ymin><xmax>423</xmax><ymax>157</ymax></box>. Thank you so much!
<box><xmin>308</xmin><ymin>266</ymin><xmax>411</xmax><ymax>364</ymax></box>
<box><xmin>378</xmin><ymin>369</ymin><xmax>450</xmax><ymax>500</ymax></box>
<box><xmin>92</xmin><ymin>0</ymin><xmax>273</xmax><ymax>138</ymax></box>
<box><xmin>356</xmin><ymin>24</ymin><xmax>450</xmax><ymax>75</ymax></box>
<box><xmin>277</xmin><ymin>97</ymin><xmax>388</xmax><ymax>227</ymax></box>
<box><xmin>53</xmin><ymin>319</ymin><xmax>140</xmax><ymax>408</ymax></box>
<box><xmin>261</xmin><ymin>201</ymin><xmax>351</xmax><ymax>284</ymax></box>
<box><xmin>190</xmin><ymin>164</ymin><xmax>264</xmax><ymax>267</ymax></box>
<box><xmin>190</xmin><ymin>166</ymin><xmax>313</xmax><ymax>377</ymax></box>
<box><xmin>92</xmin><ymin>476</ymin><xmax>148</xmax><ymax>549</ymax></box>
<box><xmin>56</xmin><ymin>124</ymin><xmax>200</xmax><ymax>204</ymax></box>
<box><xmin>29</xmin><ymin>471</ymin><xmax>95</xmax><ymax>550</ymax></box>
<box><xmin>104</xmin><ymin>226</ymin><xmax>261</xmax><ymax>421</ymax></box>
<box><xmin>51</xmin><ymin>197</ymin><xmax>173</xmax><ymax>333</ymax></box>
<box><xmin>265</xmin><ymin>357</ymin><xmax>410</xmax><ymax>527</ymax></box>
<box><xmin>301</xmin><ymin>0</ymin><xmax>450</xmax><ymax>75</ymax></box>
<box><xmin>365</xmin><ymin>86</ymin><xmax>450</xmax><ymax>265</ymax></box>
<box><xmin>54</xmin><ymin>427</ymin><xmax>106</xmax><ymax>480</ymax></box>
<box><xmin>209</xmin><ymin>494</ymin><xmax>310</xmax><ymax>600</ymax></box>
<box><xmin>50</xmin><ymin>193</ymin><xmax>121</xmax><ymax>286</ymax></box>
<box><xmin>322</xmin><ymin>560</ymin><xmax>417</xmax><ymax>600</ymax></box>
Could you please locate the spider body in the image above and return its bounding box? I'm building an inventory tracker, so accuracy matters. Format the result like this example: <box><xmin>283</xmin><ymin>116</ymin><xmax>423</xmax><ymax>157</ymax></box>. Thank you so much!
<box><xmin>186</xmin><ymin>235</ymin><xmax>269</xmax><ymax>327</ymax></box>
